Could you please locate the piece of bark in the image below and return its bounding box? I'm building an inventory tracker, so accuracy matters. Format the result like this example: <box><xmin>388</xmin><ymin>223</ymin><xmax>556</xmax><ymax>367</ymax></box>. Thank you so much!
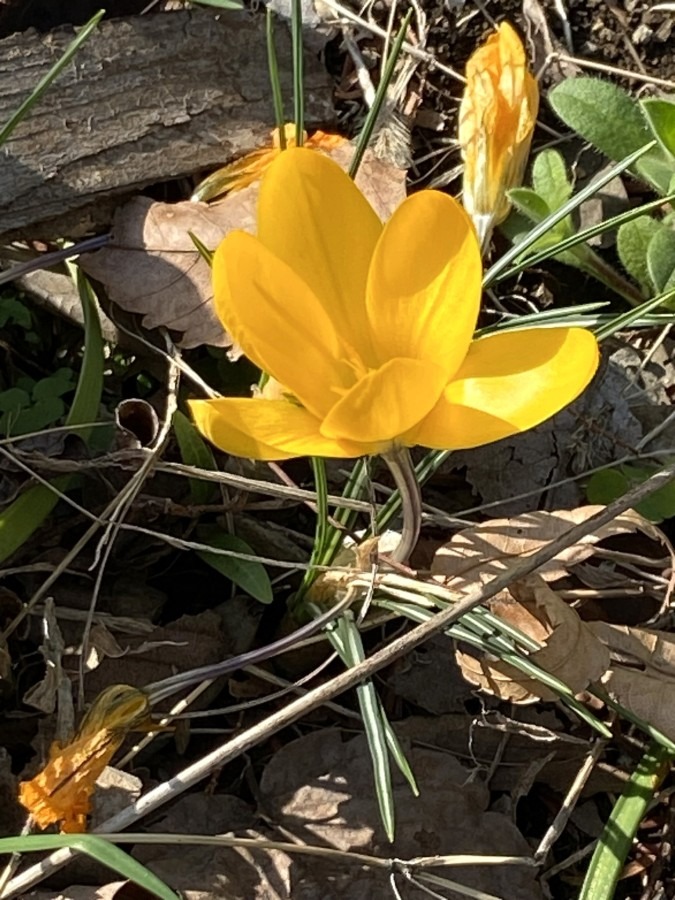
<box><xmin>0</xmin><ymin>9</ymin><xmax>334</xmax><ymax>240</ymax></box>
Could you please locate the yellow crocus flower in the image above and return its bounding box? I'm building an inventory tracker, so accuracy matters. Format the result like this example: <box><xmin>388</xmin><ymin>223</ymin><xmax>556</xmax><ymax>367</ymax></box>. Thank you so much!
<box><xmin>459</xmin><ymin>21</ymin><xmax>539</xmax><ymax>246</ymax></box>
<box><xmin>189</xmin><ymin>148</ymin><xmax>598</xmax><ymax>461</ymax></box>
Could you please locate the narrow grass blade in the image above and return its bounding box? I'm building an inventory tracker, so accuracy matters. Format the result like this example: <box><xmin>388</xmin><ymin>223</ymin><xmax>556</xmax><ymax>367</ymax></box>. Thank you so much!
<box><xmin>476</xmin><ymin>302</ymin><xmax>609</xmax><ymax>335</ymax></box>
<box><xmin>579</xmin><ymin>741</ymin><xmax>673</xmax><ymax>900</ymax></box>
<box><xmin>291</xmin><ymin>0</ymin><xmax>304</xmax><ymax>146</ymax></box>
<box><xmin>172</xmin><ymin>410</ymin><xmax>218</xmax><ymax>505</ymax></box>
<box><xmin>324</xmin><ymin>459</ymin><xmax>370</xmax><ymax>559</ymax></box>
<box><xmin>0</xmin><ymin>10</ymin><xmax>105</xmax><ymax>147</ymax></box>
<box><xmin>349</xmin><ymin>10</ymin><xmax>413</xmax><ymax>179</ymax></box>
<box><xmin>334</xmin><ymin>614</ymin><xmax>397</xmax><ymax>841</ymax></box>
<box><xmin>65</xmin><ymin>266</ymin><xmax>105</xmax><ymax>437</ymax></box>
<box><xmin>301</xmin><ymin>457</ymin><xmax>330</xmax><ymax>592</ymax></box>
<box><xmin>377</xmin><ymin>599</ymin><xmax>612</xmax><ymax>738</ymax></box>
<box><xmin>484</xmin><ymin>140</ymin><xmax>658</xmax><ymax>288</ymax></box>
<box><xmin>188</xmin><ymin>231</ymin><xmax>214</xmax><ymax>265</ymax></box>
<box><xmin>0</xmin><ymin>267</ymin><xmax>103</xmax><ymax>562</ymax></box>
<box><xmin>498</xmin><ymin>189</ymin><xmax>675</xmax><ymax>283</ymax></box>
<box><xmin>594</xmin><ymin>286</ymin><xmax>675</xmax><ymax>341</ymax></box>
<box><xmin>266</xmin><ymin>8</ymin><xmax>287</xmax><ymax>147</ymax></box>
<box><xmin>0</xmin><ymin>834</ymin><xmax>180</xmax><ymax>900</ymax></box>
<box><xmin>594</xmin><ymin>687</ymin><xmax>675</xmax><ymax>754</ymax></box>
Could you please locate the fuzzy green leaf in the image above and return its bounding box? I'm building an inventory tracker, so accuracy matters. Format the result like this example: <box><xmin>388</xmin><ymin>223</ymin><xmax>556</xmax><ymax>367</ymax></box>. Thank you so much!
<box><xmin>647</xmin><ymin>227</ymin><xmax>675</xmax><ymax>293</ymax></box>
<box><xmin>641</xmin><ymin>97</ymin><xmax>675</xmax><ymax>158</ymax></box>
<box><xmin>532</xmin><ymin>149</ymin><xmax>573</xmax><ymax>210</ymax></box>
<box><xmin>635</xmin><ymin>152</ymin><xmax>675</xmax><ymax>195</ymax></box>
<box><xmin>616</xmin><ymin>215</ymin><xmax>664</xmax><ymax>291</ymax></box>
<box><xmin>197</xmin><ymin>527</ymin><xmax>273</xmax><ymax>604</ymax></box>
<box><xmin>508</xmin><ymin>186</ymin><xmax>551</xmax><ymax>221</ymax></box>
<box><xmin>549</xmin><ymin>78</ymin><xmax>651</xmax><ymax>162</ymax></box>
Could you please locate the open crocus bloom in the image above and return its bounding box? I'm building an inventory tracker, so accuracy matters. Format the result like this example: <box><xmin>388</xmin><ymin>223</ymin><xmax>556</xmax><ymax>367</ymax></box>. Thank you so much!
<box><xmin>459</xmin><ymin>21</ymin><xmax>539</xmax><ymax>245</ymax></box>
<box><xmin>190</xmin><ymin>148</ymin><xmax>598</xmax><ymax>461</ymax></box>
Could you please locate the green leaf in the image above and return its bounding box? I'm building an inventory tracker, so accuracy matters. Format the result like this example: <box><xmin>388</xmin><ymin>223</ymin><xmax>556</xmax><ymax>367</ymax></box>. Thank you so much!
<box><xmin>331</xmin><ymin>614</ymin><xmax>399</xmax><ymax>841</ymax></box>
<box><xmin>0</xmin><ymin>388</ymin><xmax>30</xmax><ymax>413</ymax></box>
<box><xmin>635</xmin><ymin>152</ymin><xmax>675</xmax><ymax>195</ymax></box>
<box><xmin>13</xmin><ymin>398</ymin><xmax>65</xmax><ymax>434</ymax></box>
<box><xmin>647</xmin><ymin>227</ymin><xmax>675</xmax><ymax>293</ymax></box>
<box><xmin>532</xmin><ymin>149</ymin><xmax>573</xmax><ymax>210</ymax></box>
<box><xmin>173</xmin><ymin>410</ymin><xmax>218</xmax><ymax>505</ymax></box>
<box><xmin>196</xmin><ymin>527</ymin><xmax>273</xmax><ymax>604</ymax></box>
<box><xmin>508</xmin><ymin>186</ymin><xmax>551</xmax><ymax>221</ymax></box>
<box><xmin>506</xmin><ymin>188</ymin><xmax>577</xmax><ymax>262</ymax></box>
<box><xmin>33</xmin><ymin>372</ymin><xmax>74</xmax><ymax>401</ymax></box>
<box><xmin>641</xmin><ymin>97</ymin><xmax>675</xmax><ymax>158</ymax></box>
<box><xmin>0</xmin><ymin>295</ymin><xmax>31</xmax><ymax>329</ymax></box>
<box><xmin>617</xmin><ymin>215</ymin><xmax>664</xmax><ymax>291</ymax></box>
<box><xmin>580</xmin><ymin>742</ymin><xmax>673</xmax><ymax>900</ymax></box>
<box><xmin>549</xmin><ymin>78</ymin><xmax>651</xmax><ymax>162</ymax></box>
<box><xmin>0</xmin><ymin>267</ymin><xmax>104</xmax><ymax>563</ymax></box>
<box><xmin>0</xmin><ymin>835</ymin><xmax>179</xmax><ymax>900</ymax></box>
<box><xmin>586</xmin><ymin>464</ymin><xmax>675</xmax><ymax>523</ymax></box>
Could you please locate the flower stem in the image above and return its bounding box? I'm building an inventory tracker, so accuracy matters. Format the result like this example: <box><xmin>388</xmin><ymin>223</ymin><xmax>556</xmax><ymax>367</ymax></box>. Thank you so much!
<box><xmin>381</xmin><ymin>446</ymin><xmax>422</xmax><ymax>564</ymax></box>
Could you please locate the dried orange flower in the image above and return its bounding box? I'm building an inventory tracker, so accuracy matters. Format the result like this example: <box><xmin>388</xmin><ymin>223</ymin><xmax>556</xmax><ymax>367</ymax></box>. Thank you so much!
<box><xmin>191</xmin><ymin>125</ymin><xmax>346</xmax><ymax>202</ymax></box>
<box><xmin>458</xmin><ymin>21</ymin><xmax>539</xmax><ymax>246</ymax></box>
<box><xmin>19</xmin><ymin>684</ymin><xmax>149</xmax><ymax>833</ymax></box>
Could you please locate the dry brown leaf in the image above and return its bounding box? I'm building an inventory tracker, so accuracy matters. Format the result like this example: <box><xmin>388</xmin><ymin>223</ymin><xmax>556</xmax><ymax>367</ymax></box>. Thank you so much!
<box><xmin>135</xmin><ymin>729</ymin><xmax>542</xmax><ymax>898</ymax></box>
<box><xmin>601</xmin><ymin>666</ymin><xmax>675</xmax><ymax>742</ymax></box>
<box><xmin>589</xmin><ymin>621</ymin><xmax>675</xmax><ymax>677</ymax></box>
<box><xmin>432</xmin><ymin>505</ymin><xmax>663</xmax><ymax>586</ymax></box>
<box><xmin>456</xmin><ymin>575</ymin><xmax>610</xmax><ymax>703</ymax></box>
<box><xmin>79</xmin><ymin>604</ymin><xmax>258</xmax><ymax>704</ymax></box>
<box><xmin>81</xmin><ymin>146</ymin><xmax>406</xmax><ymax>349</ymax></box>
<box><xmin>260</xmin><ymin>729</ymin><xmax>542</xmax><ymax>899</ymax></box>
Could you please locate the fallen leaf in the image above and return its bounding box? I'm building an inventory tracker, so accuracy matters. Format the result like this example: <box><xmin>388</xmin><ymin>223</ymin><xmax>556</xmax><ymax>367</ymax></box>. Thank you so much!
<box><xmin>432</xmin><ymin>505</ymin><xmax>664</xmax><ymax>585</ymax></box>
<box><xmin>81</xmin><ymin>146</ymin><xmax>406</xmax><ymax>349</ymax></box>
<box><xmin>601</xmin><ymin>666</ymin><xmax>675</xmax><ymax>742</ymax></box>
<box><xmin>589</xmin><ymin>622</ymin><xmax>675</xmax><ymax>677</ymax></box>
<box><xmin>79</xmin><ymin>606</ymin><xmax>256</xmax><ymax>703</ymax></box>
<box><xmin>135</xmin><ymin>729</ymin><xmax>542</xmax><ymax>898</ymax></box>
<box><xmin>260</xmin><ymin>729</ymin><xmax>543</xmax><ymax>899</ymax></box>
<box><xmin>455</xmin><ymin>576</ymin><xmax>610</xmax><ymax>703</ymax></box>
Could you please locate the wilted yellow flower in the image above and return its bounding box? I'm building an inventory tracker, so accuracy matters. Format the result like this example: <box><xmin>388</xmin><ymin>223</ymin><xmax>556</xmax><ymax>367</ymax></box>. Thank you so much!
<box><xmin>189</xmin><ymin>148</ymin><xmax>598</xmax><ymax>461</ymax></box>
<box><xmin>191</xmin><ymin>125</ymin><xmax>345</xmax><ymax>202</ymax></box>
<box><xmin>459</xmin><ymin>21</ymin><xmax>539</xmax><ymax>246</ymax></box>
<box><xmin>19</xmin><ymin>685</ymin><xmax>149</xmax><ymax>833</ymax></box>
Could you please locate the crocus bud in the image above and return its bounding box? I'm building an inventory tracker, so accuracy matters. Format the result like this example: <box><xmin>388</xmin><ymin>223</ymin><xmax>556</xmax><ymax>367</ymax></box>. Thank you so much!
<box><xmin>458</xmin><ymin>22</ymin><xmax>539</xmax><ymax>247</ymax></box>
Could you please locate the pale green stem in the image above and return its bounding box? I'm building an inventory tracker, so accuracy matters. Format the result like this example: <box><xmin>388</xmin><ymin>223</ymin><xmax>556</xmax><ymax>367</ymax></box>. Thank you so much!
<box><xmin>381</xmin><ymin>446</ymin><xmax>422</xmax><ymax>564</ymax></box>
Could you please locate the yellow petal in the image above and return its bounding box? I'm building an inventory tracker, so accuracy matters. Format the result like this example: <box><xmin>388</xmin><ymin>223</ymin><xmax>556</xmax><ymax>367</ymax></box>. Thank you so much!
<box><xmin>320</xmin><ymin>358</ymin><xmax>448</xmax><ymax>444</ymax></box>
<box><xmin>366</xmin><ymin>191</ymin><xmax>482</xmax><ymax>377</ymax></box>
<box><xmin>190</xmin><ymin>398</ymin><xmax>374</xmax><ymax>460</ymax></box>
<box><xmin>257</xmin><ymin>148</ymin><xmax>382</xmax><ymax>365</ymax></box>
<box><xmin>412</xmin><ymin>328</ymin><xmax>599</xmax><ymax>449</ymax></box>
<box><xmin>213</xmin><ymin>231</ymin><xmax>353</xmax><ymax>419</ymax></box>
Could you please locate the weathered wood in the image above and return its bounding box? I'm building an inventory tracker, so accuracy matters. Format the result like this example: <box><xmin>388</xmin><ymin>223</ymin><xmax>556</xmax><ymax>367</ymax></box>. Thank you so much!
<box><xmin>0</xmin><ymin>10</ymin><xmax>334</xmax><ymax>239</ymax></box>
